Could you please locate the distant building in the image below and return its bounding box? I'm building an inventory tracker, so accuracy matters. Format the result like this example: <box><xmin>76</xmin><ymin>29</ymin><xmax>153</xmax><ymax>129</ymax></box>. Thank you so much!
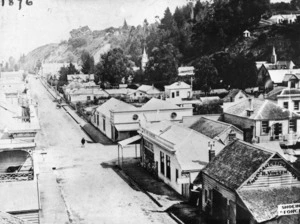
<box><xmin>165</xmin><ymin>81</ymin><xmax>193</xmax><ymax>100</ymax></box>
<box><xmin>67</xmin><ymin>74</ymin><xmax>94</xmax><ymax>84</ymax></box>
<box><xmin>91</xmin><ymin>98</ymin><xmax>193</xmax><ymax>142</ymax></box>
<box><xmin>127</xmin><ymin>84</ymin><xmax>161</xmax><ymax>101</ymax></box>
<box><xmin>223</xmin><ymin>89</ymin><xmax>248</xmax><ymax>103</ymax></box>
<box><xmin>267</xmin><ymin>14</ymin><xmax>298</xmax><ymax>24</ymax></box>
<box><xmin>223</xmin><ymin>98</ymin><xmax>300</xmax><ymax>143</ymax></box>
<box><xmin>243</xmin><ymin>30</ymin><xmax>250</xmax><ymax>38</ymax></box>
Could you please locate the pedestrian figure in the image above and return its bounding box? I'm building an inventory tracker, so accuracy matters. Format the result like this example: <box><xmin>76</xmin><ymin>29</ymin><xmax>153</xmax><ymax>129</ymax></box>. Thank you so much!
<box><xmin>81</xmin><ymin>138</ymin><xmax>86</xmax><ymax>148</ymax></box>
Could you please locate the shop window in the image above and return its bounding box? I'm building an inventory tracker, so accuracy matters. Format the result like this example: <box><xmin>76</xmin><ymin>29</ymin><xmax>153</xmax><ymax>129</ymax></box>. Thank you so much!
<box><xmin>160</xmin><ymin>152</ymin><xmax>164</xmax><ymax>175</ymax></box>
<box><xmin>133</xmin><ymin>114</ymin><xmax>139</xmax><ymax>120</ymax></box>
<box><xmin>166</xmin><ymin>155</ymin><xmax>171</xmax><ymax>180</ymax></box>
<box><xmin>176</xmin><ymin>169</ymin><xmax>178</xmax><ymax>182</ymax></box>
<box><xmin>261</xmin><ymin>121</ymin><xmax>269</xmax><ymax>135</ymax></box>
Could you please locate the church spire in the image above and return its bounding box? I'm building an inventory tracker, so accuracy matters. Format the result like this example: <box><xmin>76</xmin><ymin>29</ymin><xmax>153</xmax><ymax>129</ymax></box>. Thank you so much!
<box><xmin>271</xmin><ymin>46</ymin><xmax>277</xmax><ymax>64</ymax></box>
<box><xmin>141</xmin><ymin>47</ymin><xmax>148</xmax><ymax>71</ymax></box>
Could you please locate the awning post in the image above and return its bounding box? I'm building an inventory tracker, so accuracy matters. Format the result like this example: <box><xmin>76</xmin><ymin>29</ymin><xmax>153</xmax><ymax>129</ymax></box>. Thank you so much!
<box><xmin>135</xmin><ymin>144</ymin><xmax>137</xmax><ymax>158</ymax></box>
<box><xmin>118</xmin><ymin>145</ymin><xmax>120</xmax><ymax>167</ymax></box>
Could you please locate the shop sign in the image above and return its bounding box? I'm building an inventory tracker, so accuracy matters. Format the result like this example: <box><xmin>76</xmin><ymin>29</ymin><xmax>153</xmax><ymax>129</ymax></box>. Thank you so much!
<box><xmin>278</xmin><ymin>203</ymin><xmax>300</xmax><ymax>216</ymax></box>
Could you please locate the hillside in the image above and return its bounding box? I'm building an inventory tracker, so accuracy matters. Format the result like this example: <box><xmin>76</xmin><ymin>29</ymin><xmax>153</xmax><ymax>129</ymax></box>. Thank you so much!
<box><xmin>24</xmin><ymin>25</ymin><xmax>148</xmax><ymax>71</ymax></box>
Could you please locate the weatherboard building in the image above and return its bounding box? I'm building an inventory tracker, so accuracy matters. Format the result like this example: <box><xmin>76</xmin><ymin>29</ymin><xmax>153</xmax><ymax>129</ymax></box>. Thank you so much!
<box><xmin>195</xmin><ymin>140</ymin><xmax>300</xmax><ymax>224</ymax></box>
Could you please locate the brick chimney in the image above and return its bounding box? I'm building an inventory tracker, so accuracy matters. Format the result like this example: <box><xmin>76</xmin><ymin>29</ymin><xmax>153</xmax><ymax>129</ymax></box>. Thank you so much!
<box><xmin>246</xmin><ymin>98</ymin><xmax>254</xmax><ymax>117</ymax></box>
<box><xmin>209</xmin><ymin>149</ymin><xmax>215</xmax><ymax>162</ymax></box>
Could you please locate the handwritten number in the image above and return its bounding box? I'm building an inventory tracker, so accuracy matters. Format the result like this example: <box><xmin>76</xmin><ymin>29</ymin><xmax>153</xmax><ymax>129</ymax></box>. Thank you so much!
<box><xmin>18</xmin><ymin>0</ymin><xmax>22</xmax><ymax>9</ymax></box>
<box><xmin>9</xmin><ymin>0</ymin><xmax>13</xmax><ymax>6</ymax></box>
<box><xmin>26</xmin><ymin>0</ymin><xmax>32</xmax><ymax>5</ymax></box>
<box><xmin>2</xmin><ymin>0</ymin><xmax>4</xmax><ymax>6</ymax></box>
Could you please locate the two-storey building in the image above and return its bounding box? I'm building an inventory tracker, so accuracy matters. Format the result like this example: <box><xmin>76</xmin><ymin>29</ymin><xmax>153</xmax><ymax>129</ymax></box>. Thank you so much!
<box><xmin>223</xmin><ymin>98</ymin><xmax>300</xmax><ymax>143</ymax></box>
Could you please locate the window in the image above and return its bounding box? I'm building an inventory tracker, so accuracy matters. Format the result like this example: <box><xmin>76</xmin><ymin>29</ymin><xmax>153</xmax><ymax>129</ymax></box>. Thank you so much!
<box><xmin>283</xmin><ymin>102</ymin><xmax>289</xmax><ymax>109</ymax></box>
<box><xmin>97</xmin><ymin>114</ymin><xmax>99</xmax><ymax>126</ymax></box>
<box><xmin>228</xmin><ymin>131</ymin><xmax>236</xmax><ymax>141</ymax></box>
<box><xmin>166</xmin><ymin>155</ymin><xmax>171</xmax><ymax>180</ymax></box>
<box><xmin>133</xmin><ymin>114</ymin><xmax>139</xmax><ymax>120</ymax></box>
<box><xmin>160</xmin><ymin>152</ymin><xmax>164</xmax><ymax>175</ymax></box>
<box><xmin>87</xmin><ymin>96</ymin><xmax>91</xmax><ymax>100</ymax></box>
<box><xmin>261</xmin><ymin>121</ymin><xmax>269</xmax><ymax>135</ymax></box>
<box><xmin>140</xmin><ymin>93</ymin><xmax>143</xmax><ymax>96</ymax></box>
<box><xmin>103</xmin><ymin>118</ymin><xmax>106</xmax><ymax>131</ymax></box>
<box><xmin>176</xmin><ymin>169</ymin><xmax>179</xmax><ymax>182</ymax></box>
<box><xmin>94</xmin><ymin>113</ymin><xmax>96</xmax><ymax>123</ymax></box>
<box><xmin>172</xmin><ymin>92</ymin><xmax>175</xmax><ymax>98</ymax></box>
<box><xmin>294</xmin><ymin>101</ymin><xmax>299</xmax><ymax>110</ymax></box>
<box><xmin>176</xmin><ymin>91</ymin><xmax>179</xmax><ymax>97</ymax></box>
<box><xmin>134</xmin><ymin>93</ymin><xmax>136</xmax><ymax>96</ymax></box>
<box><xmin>289</xmin><ymin>120</ymin><xmax>297</xmax><ymax>132</ymax></box>
<box><xmin>205</xmin><ymin>189</ymin><xmax>208</xmax><ymax>202</ymax></box>
<box><xmin>171</xmin><ymin>112</ymin><xmax>177</xmax><ymax>119</ymax></box>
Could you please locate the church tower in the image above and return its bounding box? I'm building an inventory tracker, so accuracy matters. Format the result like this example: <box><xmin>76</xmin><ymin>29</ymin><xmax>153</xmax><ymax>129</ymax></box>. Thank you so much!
<box><xmin>271</xmin><ymin>46</ymin><xmax>277</xmax><ymax>64</ymax></box>
<box><xmin>141</xmin><ymin>47</ymin><xmax>148</xmax><ymax>71</ymax></box>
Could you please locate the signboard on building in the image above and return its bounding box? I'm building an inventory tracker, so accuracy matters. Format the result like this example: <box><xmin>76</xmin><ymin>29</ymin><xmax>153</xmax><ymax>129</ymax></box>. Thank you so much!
<box><xmin>278</xmin><ymin>203</ymin><xmax>300</xmax><ymax>216</ymax></box>
<box><xmin>177</xmin><ymin>177</ymin><xmax>190</xmax><ymax>184</ymax></box>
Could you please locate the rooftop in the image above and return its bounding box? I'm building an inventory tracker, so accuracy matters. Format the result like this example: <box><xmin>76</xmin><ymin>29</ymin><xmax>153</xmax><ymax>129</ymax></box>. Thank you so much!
<box><xmin>223</xmin><ymin>89</ymin><xmax>247</xmax><ymax>102</ymax></box>
<box><xmin>224</xmin><ymin>98</ymin><xmax>299</xmax><ymax>120</ymax></box>
<box><xmin>201</xmin><ymin>140</ymin><xmax>273</xmax><ymax>190</ymax></box>
<box><xmin>141</xmin><ymin>98</ymin><xmax>180</xmax><ymax>111</ymax></box>
<box><xmin>165</xmin><ymin>81</ymin><xmax>191</xmax><ymax>90</ymax></box>
<box><xmin>238</xmin><ymin>187</ymin><xmax>300</xmax><ymax>223</ymax></box>
<box><xmin>189</xmin><ymin>117</ymin><xmax>240</xmax><ymax>140</ymax></box>
<box><xmin>96</xmin><ymin>98</ymin><xmax>136</xmax><ymax>117</ymax></box>
<box><xmin>142</xmin><ymin>121</ymin><xmax>224</xmax><ymax>171</ymax></box>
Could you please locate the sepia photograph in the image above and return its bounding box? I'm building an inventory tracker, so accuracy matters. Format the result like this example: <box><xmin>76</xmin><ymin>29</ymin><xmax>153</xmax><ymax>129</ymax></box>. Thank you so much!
<box><xmin>0</xmin><ymin>0</ymin><xmax>300</xmax><ymax>223</ymax></box>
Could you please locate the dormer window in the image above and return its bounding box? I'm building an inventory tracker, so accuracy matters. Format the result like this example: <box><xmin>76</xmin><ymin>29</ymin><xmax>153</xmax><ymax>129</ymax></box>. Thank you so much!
<box><xmin>246</xmin><ymin>110</ymin><xmax>253</xmax><ymax>117</ymax></box>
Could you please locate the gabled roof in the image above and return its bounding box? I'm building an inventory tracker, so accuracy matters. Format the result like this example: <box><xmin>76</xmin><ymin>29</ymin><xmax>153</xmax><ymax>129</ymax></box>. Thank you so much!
<box><xmin>189</xmin><ymin>117</ymin><xmax>241</xmax><ymax>140</ymax></box>
<box><xmin>137</xmin><ymin>85</ymin><xmax>161</xmax><ymax>94</ymax></box>
<box><xmin>224</xmin><ymin>98</ymin><xmax>299</xmax><ymax>120</ymax></box>
<box><xmin>96</xmin><ymin>98</ymin><xmax>136</xmax><ymax>117</ymax></box>
<box><xmin>142</xmin><ymin>121</ymin><xmax>224</xmax><ymax>171</ymax></box>
<box><xmin>141</xmin><ymin>98</ymin><xmax>179</xmax><ymax>110</ymax></box>
<box><xmin>165</xmin><ymin>81</ymin><xmax>191</xmax><ymax>90</ymax></box>
<box><xmin>202</xmin><ymin>140</ymin><xmax>274</xmax><ymax>190</ymax></box>
<box><xmin>223</xmin><ymin>89</ymin><xmax>247</xmax><ymax>102</ymax></box>
<box><xmin>105</xmin><ymin>88</ymin><xmax>135</xmax><ymax>95</ymax></box>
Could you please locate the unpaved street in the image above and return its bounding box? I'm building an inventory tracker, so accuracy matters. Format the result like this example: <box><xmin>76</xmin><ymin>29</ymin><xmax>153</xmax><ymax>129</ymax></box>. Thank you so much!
<box><xmin>29</xmin><ymin>75</ymin><xmax>175</xmax><ymax>224</ymax></box>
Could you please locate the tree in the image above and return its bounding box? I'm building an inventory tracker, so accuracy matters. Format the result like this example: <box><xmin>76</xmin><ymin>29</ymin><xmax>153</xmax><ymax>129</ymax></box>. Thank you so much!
<box><xmin>160</xmin><ymin>7</ymin><xmax>175</xmax><ymax>31</ymax></box>
<box><xmin>173</xmin><ymin>7</ymin><xmax>185</xmax><ymax>29</ymax></box>
<box><xmin>123</xmin><ymin>19</ymin><xmax>129</xmax><ymax>30</ymax></box>
<box><xmin>194</xmin><ymin>56</ymin><xmax>219</xmax><ymax>93</ymax></box>
<box><xmin>80</xmin><ymin>51</ymin><xmax>95</xmax><ymax>74</ymax></box>
<box><xmin>94</xmin><ymin>48</ymin><xmax>134</xmax><ymax>86</ymax></box>
<box><xmin>57</xmin><ymin>63</ymin><xmax>79</xmax><ymax>91</ymax></box>
<box><xmin>144</xmin><ymin>43</ymin><xmax>181</xmax><ymax>88</ymax></box>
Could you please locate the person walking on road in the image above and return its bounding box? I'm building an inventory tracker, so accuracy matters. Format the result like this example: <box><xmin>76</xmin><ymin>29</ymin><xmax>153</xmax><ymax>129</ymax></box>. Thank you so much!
<box><xmin>81</xmin><ymin>138</ymin><xmax>86</xmax><ymax>148</ymax></box>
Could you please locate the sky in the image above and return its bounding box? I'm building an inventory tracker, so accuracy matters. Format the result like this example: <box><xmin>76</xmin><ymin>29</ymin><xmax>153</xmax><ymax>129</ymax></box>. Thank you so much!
<box><xmin>0</xmin><ymin>0</ymin><xmax>185</xmax><ymax>61</ymax></box>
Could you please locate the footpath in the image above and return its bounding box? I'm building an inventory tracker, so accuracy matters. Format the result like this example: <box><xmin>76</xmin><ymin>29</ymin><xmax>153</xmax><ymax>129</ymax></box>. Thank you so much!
<box><xmin>116</xmin><ymin>159</ymin><xmax>208</xmax><ymax>224</ymax></box>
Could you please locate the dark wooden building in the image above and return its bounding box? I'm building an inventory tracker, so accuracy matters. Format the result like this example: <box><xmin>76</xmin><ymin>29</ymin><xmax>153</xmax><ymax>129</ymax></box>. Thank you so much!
<box><xmin>196</xmin><ymin>140</ymin><xmax>300</xmax><ymax>224</ymax></box>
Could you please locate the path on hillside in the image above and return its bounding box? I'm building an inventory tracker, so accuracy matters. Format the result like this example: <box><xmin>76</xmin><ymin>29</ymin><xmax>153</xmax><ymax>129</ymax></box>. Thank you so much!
<box><xmin>29</xmin><ymin>75</ymin><xmax>175</xmax><ymax>224</ymax></box>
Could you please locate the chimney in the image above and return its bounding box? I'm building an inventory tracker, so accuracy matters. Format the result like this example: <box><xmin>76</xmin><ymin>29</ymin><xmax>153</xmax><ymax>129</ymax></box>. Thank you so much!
<box><xmin>246</xmin><ymin>98</ymin><xmax>254</xmax><ymax>117</ymax></box>
<box><xmin>208</xmin><ymin>141</ymin><xmax>215</xmax><ymax>162</ymax></box>
<box><xmin>209</xmin><ymin>149</ymin><xmax>215</xmax><ymax>162</ymax></box>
